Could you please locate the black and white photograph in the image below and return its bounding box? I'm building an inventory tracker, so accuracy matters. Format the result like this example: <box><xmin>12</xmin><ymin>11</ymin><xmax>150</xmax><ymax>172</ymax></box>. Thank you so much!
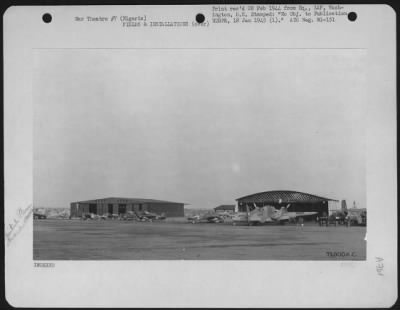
<box><xmin>33</xmin><ymin>48</ymin><xmax>367</xmax><ymax>260</ymax></box>
<box><xmin>4</xmin><ymin>5</ymin><xmax>396</xmax><ymax>308</ymax></box>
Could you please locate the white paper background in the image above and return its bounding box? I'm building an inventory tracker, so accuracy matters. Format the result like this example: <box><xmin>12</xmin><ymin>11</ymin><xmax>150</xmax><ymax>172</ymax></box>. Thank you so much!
<box><xmin>4</xmin><ymin>5</ymin><xmax>397</xmax><ymax>307</ymax></box>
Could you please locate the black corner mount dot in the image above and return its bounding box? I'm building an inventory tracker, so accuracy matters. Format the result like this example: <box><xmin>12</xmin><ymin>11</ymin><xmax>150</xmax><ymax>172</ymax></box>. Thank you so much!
<box><xmin>42</xmin><ymin>13</ymin><xmax>52</xmax><ymax>23</ymax></box>
<box><xmin>196</xmin><ymin>13</ymin><xmax>205</xmax><ymax>24</ymax></box>
<box><xmin>348</xmin><ymin>12</ymin><xmax>357</xmax><ymax>22</ymax></box>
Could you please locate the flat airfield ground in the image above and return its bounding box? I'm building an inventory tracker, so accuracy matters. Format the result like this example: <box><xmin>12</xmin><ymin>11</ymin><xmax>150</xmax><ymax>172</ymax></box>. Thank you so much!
<box><xmin>34</xmin><ymin>219</ymin><xmax>366</xmax><ymax>260</ymax></box>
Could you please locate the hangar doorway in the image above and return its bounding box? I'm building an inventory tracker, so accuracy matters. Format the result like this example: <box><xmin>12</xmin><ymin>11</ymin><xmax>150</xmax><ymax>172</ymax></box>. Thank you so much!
<box><xmin>118</xmin><ymin>204</ymin><xmax>127</xmax><ymax>215</ymax></box>
<box><xmin>89</xmin><ymin>204</ymin><xmax>97</xmax><ymax>214</ymax></box>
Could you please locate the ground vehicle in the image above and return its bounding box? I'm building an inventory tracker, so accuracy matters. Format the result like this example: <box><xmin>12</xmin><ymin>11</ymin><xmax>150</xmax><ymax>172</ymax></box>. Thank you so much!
<box><xmin>347</xmin><ymin>210</ymin><xmax>366</xmax><ymax>226</ymax></box>
<box><xmin>341</xmin><ymin>200</ymin><xmax>367</xmax><ymax>226</ymax></box>
<box><xmin>326</xmin><ymin>211</ymin><xmax>347</xmax><ymax>226</ymax></box>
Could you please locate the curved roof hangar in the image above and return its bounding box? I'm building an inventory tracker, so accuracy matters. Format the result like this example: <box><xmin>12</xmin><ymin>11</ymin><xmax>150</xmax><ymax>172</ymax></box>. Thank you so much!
<box><xmin>236</xmin><ymin>190</ymin><xmax>338</xmax><ymax>204</ymax></box>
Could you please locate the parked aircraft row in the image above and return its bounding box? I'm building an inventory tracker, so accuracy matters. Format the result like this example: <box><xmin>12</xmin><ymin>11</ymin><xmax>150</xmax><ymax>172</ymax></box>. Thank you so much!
<box><xmin>81</xmin><ymin>210</ymin><xmax>167</xmax><ymax>221</ymax></box>
<box><xmin>187</xmin><ymin>203</ymin><xmax>317</xmax><ymax>225</ymax></box>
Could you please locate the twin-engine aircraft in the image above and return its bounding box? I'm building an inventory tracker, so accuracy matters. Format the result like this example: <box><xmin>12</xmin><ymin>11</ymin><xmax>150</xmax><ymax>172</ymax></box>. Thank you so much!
<box><xmin>232</xmin><ymin>203</ymin><xmax>317</xmax><ymax>225</ymax></box>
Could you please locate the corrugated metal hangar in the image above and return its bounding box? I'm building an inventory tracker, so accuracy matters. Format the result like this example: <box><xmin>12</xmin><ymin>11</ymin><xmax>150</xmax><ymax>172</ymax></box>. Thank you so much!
<box><xmin>236</xmin><ymin>190</ymin><xmax>338</xmax><ymax>219</ymax></box>
<box><xmin>70</xmin><ymin>197</ymin><xmax>185</xmax><ymax>218</ymax></box>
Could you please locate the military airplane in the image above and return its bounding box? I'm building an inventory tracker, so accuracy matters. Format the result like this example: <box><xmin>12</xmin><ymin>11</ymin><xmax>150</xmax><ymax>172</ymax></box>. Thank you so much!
<box><xmin>232</xmin><ymin>203</ymin><xmax>317</xmax><ymax>225</ymax></box>
<box><xmin>187</xmin><ymin>212</ymin><xmax>224</xmax><ymax>224</ymax></box>
<box><xmin>135</xmin><ymin>210</ymin><xmax>166</xmax><ymax>221</ymax></box>
<box><xmin>82</xmin><ymin>213</ymin><xmax>106</xmax><ymax>220</ymax></box>
<box><xmin>33</xmin><ymin>212</ymin><xmax>47</xmax><ymax>220</ymax></box>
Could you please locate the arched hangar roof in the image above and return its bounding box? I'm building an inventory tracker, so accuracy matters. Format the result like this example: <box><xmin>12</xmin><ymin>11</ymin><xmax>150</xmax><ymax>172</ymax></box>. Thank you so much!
<box><xmin>236</xmin><ymin>190</ymin><xmax>338</xmax><ymax>204</ymax></box>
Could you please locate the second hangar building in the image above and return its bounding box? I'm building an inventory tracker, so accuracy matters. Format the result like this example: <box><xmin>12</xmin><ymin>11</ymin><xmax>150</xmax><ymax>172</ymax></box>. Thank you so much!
<box><xmin>236</xmin><ymin>190</ymin><xmax>338</xmax><ymax>220</ymax></box>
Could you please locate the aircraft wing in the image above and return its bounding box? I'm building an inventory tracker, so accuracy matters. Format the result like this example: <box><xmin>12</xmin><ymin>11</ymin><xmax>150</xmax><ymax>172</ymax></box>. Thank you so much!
<box><xmin>287</xmin><ymin>212</ymin><xmax>317</xmax><ymax>218</ymax></box>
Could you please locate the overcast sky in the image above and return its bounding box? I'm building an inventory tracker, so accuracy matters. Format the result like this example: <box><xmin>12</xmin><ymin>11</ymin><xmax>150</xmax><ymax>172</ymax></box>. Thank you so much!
<box><xmin>33</xmin><ymin>49</ymin><xmax>366</xmax><ymax>209</ymax></box>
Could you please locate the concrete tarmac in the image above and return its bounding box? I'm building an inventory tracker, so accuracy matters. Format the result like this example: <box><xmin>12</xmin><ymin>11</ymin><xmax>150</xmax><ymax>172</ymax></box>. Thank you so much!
<box><xmin>34</xmin><ymin>219</ymin><xmax>366</xmax><ymax>260</ymax></box>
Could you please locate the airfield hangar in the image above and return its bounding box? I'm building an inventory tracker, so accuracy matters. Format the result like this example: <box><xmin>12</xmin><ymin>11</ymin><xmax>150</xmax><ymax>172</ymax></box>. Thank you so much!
<box><xmin>236</xmin><ymin>190</ymin><xmax>338</xmax><ymax>220</ymax></box>
<box><xmin>214</xmin><ymin>205</ymin><xmax>236</xmax><ymax>213</ymax></box>
<box><xmin>70</xmin><ymin>197</ymin><xmax>185</xmax><ymax>218</ymax></box>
